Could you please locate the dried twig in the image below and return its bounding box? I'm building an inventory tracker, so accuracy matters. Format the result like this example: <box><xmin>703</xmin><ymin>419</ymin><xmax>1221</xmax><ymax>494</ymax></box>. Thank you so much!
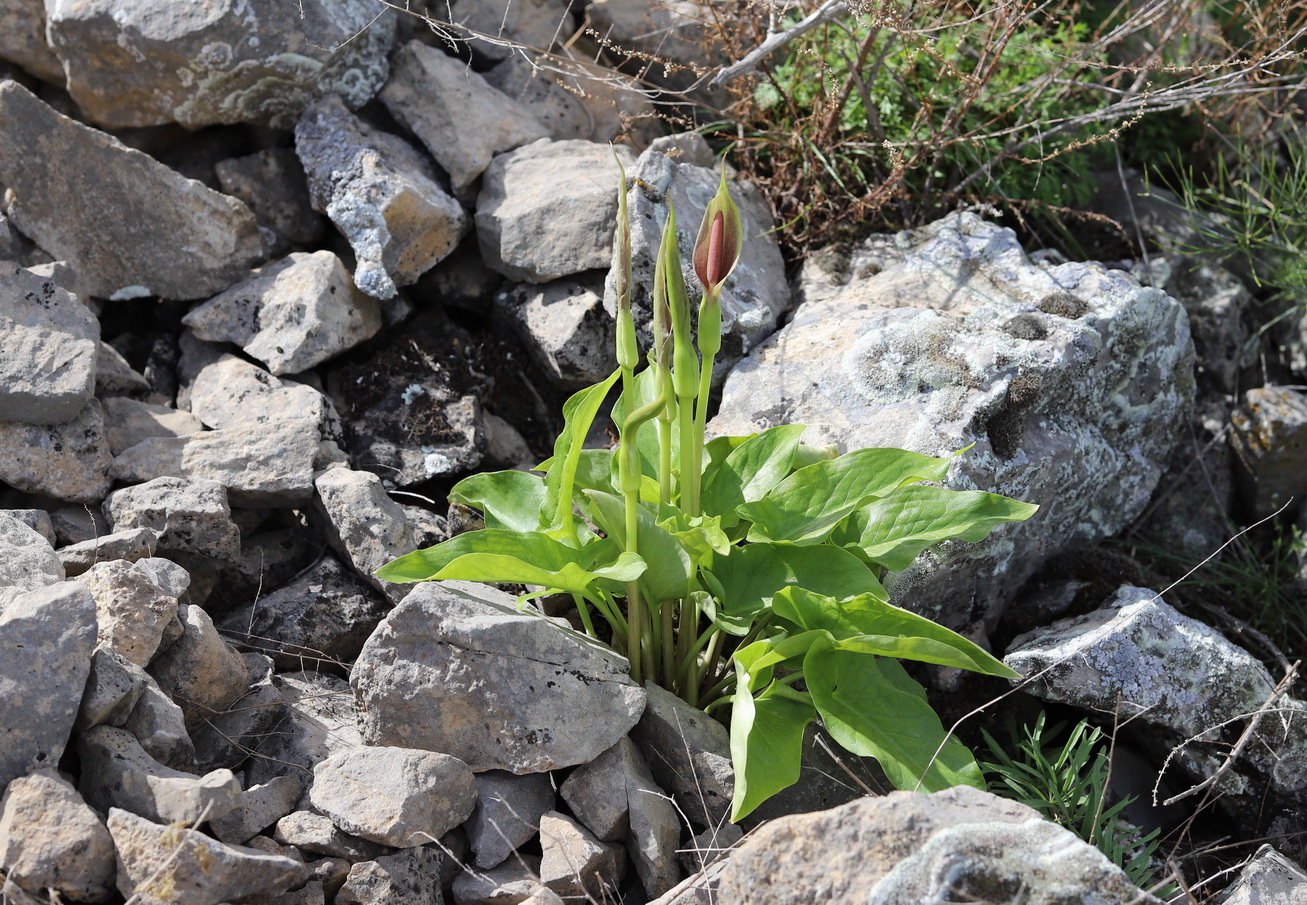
<box><xmin>708</xmin><ymin>0</ymin><xmax>849</xmax><ymax>87</ymax></box>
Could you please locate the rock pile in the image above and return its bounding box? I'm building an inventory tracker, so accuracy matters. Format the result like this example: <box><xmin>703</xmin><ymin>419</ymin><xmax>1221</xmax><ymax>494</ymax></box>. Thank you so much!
<box><xmin>1</xmin><ymin>1</ymin><xmax>1304</xmax><ymax>904</ymax></box>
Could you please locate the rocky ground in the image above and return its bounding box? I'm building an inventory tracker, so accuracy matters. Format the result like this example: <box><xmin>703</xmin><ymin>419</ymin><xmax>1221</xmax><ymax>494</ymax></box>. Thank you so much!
<box><xmin>2</xmin><ymin>1</ymin><xmax>1307</xmax><ymax>904</ymax></box>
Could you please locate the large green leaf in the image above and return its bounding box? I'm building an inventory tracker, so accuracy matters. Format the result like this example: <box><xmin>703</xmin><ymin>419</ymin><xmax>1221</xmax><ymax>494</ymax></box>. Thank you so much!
<box><xmin>583</xmin><ymin>490</ymin><xmax>695</xmax><ymax>603</ymax></box>
<box><xmin>831</xmin><ymin>485</ymin><xmax>1039</xmax><ymax>572</ymax></box>
<box><xmin>705</xmin><ymin>543</ymin><xmax>884</xmax><ymax>634</ymax></box>
<box><xmin>450</xmin><ymin>470</ymin><xmax>548</xmax><ymax>533</ymax></box>
<box><xmin>739</xmin><ymin>447</ymin><xmax>952</xmax><ymax>544</ymax></box>
<box><xmin>804</xmin><ymin>645</ymin><xmax>984</xmax><ymax>792</ymax></box>
<box><xmin>772</xmin><ymin>587</ymin><xmax>1017</xmax><ymax>677</ymax></box>
<box><xmin>729</xmin><ymin>661</ymin><xmax>816</xmax><ymax>821</ymax></box>
<box><xmin>701</xmin><ymin>424</ymin><xmax>806</xmax><ymax>525</ymax></box>
<box><xmin>543</xmin><ymin>370</ymin><xmax>620</xmax><ymax>535</ymax></box>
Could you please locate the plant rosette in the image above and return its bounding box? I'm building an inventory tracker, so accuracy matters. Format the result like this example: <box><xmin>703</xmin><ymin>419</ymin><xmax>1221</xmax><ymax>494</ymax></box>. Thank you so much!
<box><xmin>378</xmin><ymin>155</ymin><xmax>1036</xmax><ymax>821</ymax></box>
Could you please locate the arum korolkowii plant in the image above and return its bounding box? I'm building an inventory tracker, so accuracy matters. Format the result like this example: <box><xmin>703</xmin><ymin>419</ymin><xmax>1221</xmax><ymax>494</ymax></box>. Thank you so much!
<box><xmin>378</xmin><ymin>156</ymin><xmax>1037</xmax><ymax>821</ymax></box>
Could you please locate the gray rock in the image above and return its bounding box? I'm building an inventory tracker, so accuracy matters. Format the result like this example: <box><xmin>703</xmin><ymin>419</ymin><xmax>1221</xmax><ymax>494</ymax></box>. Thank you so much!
<box><xmin>630</xmin><ymin>681</ymin><xmax>733</xmax><ymax>830</ymax></box>
<box><xmin>646</xmin><ymin>859</ymin><xmax>730</xmax><ymax>905</ymax></box>
<box><xmin>711</xmin><ymin>212</ymin><xmax>1194</xmax><ymax>631</ymax></box>
<box><xmin>210</xmin><ymin>775</ymin><xmax>306</xmax><ymax>846</ymax></box>
<box><xmin>380</xmin><ymin>40</ymin><xmax>549</xmax><ymax>196</ymax></box>
<box><xmin>337</xmin><ymin>846</ymin><xmax>449</xmax><ymax>905</ymax></box>
<box><xmin>314</xmin><ymin>467</ymin><xmax>417</xmax><ymax>601</ymax></box>
<box><xmin>108</xmin><ymin>807</ymin><xmax>307</xmax><ymax>905</ymax></box>
<box><xmin>0</xmin><ymin>261</ymin><xmax>97</xmax><ymax>423</ymax></box>
<box><xmin>482</xmin><ymin>56</ymin><xmax>594</xmax><ymax>142</ymax></box>
<box><xmin>476</xmin><ymin>139</ymin><xmax>636</xmax><ymax>283</ymax></box>
<box><xmin>218</xmin><ymin>554</ymin><xmax>389</xmax><ymax>672</ymax></box>
<box><xmin>0</xmin><ymin>769</ymin><xmax>115</xmax><ymax>902</ymax></box>
<box><xmin>0</xmin><ymin>0</ymin><xmax>62</xmax><ymax>83</ymax></box>
<box><xmin>450</xmin><ymin>0</ymin><xmax>573</xmax><ymax>62</ymax></box>
<box><xmin>95</xmin><ymin>340</ymin><xmax>153</xmax><ymax>396</ymax></box>
<box><xmin>452</xmin><ymin>855</ymin><xmax>544</xmax><ymax>905</ymax></box>
<box><xmin>0</xmin><ymin>397</ymin><xmax>112</xmax><ymax>502</ymax></box>
<box><xmin>626</xmin><ymin>737</ymin><xmax>682</xmax><ymax>898</ymax></box>
<box><xmin>215</xmin><ymin>148</ymin><xmax>325</xmax><ymax>247</ymax></box>
<box><xmin>467</xmin><ymin>770</ymin><xmax>556</xmax><ymax>869</ymax></box>
<box><xmin>0</xmin><ymin>511</ymin><xmax>63</xmax><ymax>595</ymax></box>
<box><xmin>678</xmin><ymin>822</ymin><xmax>743</xmax><ymax>877</ymax></box>
<box><xmin>244</xmin><ymin>671</ymin><xmax>363</xmax><ymax>789</ymax></box>
<box><xmin>75</xmin><ymin>646</ymin><xmax>149</xmax><ymax>731</ymax></box>
<box><xmin>190</xmin><ymin>682</ymin><xmax>287</xmax><ymax>773</ymax></box>
<box><xmin>122</xmin><ymin>674</ymin><xmax>198</xmax><ymax>772</ymax></box>
<box><xmin>0</xmin><ymin>80</ymin><xmax>266</xmax><ymax>300</ymax></box>
<box><xmin>77</xmin><ymin>724</ymin><xmax>242</xmax><ymax>825</ymax></box>
<box><xmin>296</xmin><ymin>95</ymin><xmax>469</xmax><ymax>299</ymax></box>
<box><xmin>1230</xmin><ymin>386</ymin><xmax>1307</xmax><ymax>520</ymax></box>
<box><xmin>496</xmin><ymin>274</ymin><xmax>617</xmax><ymax>387</ymax></box>
<box><xmin>482</xmin><ymin>413</ymin><xmax>538</xmax><ymax>471</ymax></box>
<box><xmin>134</xmin><ymin>556</ymin><xmax>193</xmax><ymax>601</ymax></box>
<box><xmin>311</xmin><ymin>746</ymin><xmax>477</xmax><ymax>848</ymax></box>
<box><xmin>104</xmin><ymin>475</ymin><xmax>241</xmax><ymax>563</ymax></box>
<box><xmin>147</xmin><ymin>603</ymin><xmax>250</xmax><ymax>732</ymax></box>
<box><xmin>110</xmin><ymin>420</ymin><xmax>320</xmax><ymax>507</ymax></box>
<box><xmin>45</xmin><ymin>0</ymin><xmax>394</xmax><ymax>129</ymax></box>
<box><xmin>608</xmin><ymin>133</ymin><xmax>789</xmax><ymax>381</ymax></box>
<box><xmin>78</xmin><ymin>559</ymin><xmax>180</xmax><ymax>666</ymax></box>
<box><xmin>1213</xmin><ymin>845</ymin><xmax>1307</xmax><ymax>905</ymax></box>
<box><xmin>58</xmin><ymin>526</ymin><xmax>160</xmax><ymax>576</ymax></box>
<box><xmin>212</xmin><ymin>525</ymin><xmax>321</xmax><ymax>614</ymax></box>
<box><xmin>49</xmin><ymin>503</ymin><xmax>110</xmax><ymax>546</ymax></box>
<box><xmin>187</xmin><ymin>354</ymin><xmax>333</xmax><ymax>438</ymax></box>
<box><xmin>716</xmin><ymin>785</ymin><xmax>1156</xmax><ymax>905</ymax></box>
<box><xmin>353</xmin><ymin>581</ymin><xmax>646</xmax><ymax>773</ymax></box>
<box><xmin>585</xmin><ymin>0</ymin><xmax>725</xmax><ymax>94</ymax></box>
<box><xmin>538</xmin><ymin>810</ymin><xmax>626</xmax><ymax>900</ymax></box>
<box><xmin>559</xmin><ymin>740</ymin><xmax>634</xmax><ymax>843</ymax></box>
<box><xmin>101</xmin><ymin>396</ymin><xmax>205</xmax><ymax>456</ymax></box>
<box><xmin>3</xmin><ymin>508</ymin><xmax>54</xmax><ymax>545</ymax></box>
<box><xmin>273</xmin><ymin>811</ymin><xmax>387</xmax><ymax>863</ymax></box>
<box><xmin>183</xmin><ymin>253</ymin><xmax>383</xmax><ymax>376</ymax></box>
<box><xmin>0</xmin><ymin>582</ymin><xmax>96</xmax><ymax>787</ymax></box>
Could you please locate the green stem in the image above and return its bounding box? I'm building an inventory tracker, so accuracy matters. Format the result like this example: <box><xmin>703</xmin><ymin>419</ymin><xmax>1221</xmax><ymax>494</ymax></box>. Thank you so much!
<box><xmin>677</xmin><ymin>398</ymin><xmax>696</xmax><ymax>513</ymax></box>
<box><xmin>696</xmin><ymin>627</ymin><xmax>724</xmax><ymax>699</ymax></box>
<box><xmin>572</xmin><ymin>593</ymin><xmax>596</xmax><ymax>639</ymax></box>
<box><xmin>660</xmin><ymin>593</ymin><xmax>676</xmax><ymax>689</ymax></box>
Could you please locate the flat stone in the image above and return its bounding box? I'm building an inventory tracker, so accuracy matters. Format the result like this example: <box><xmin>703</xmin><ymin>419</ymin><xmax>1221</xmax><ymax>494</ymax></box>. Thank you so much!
<box><xmin>108</xmin><ymin>807</ymin><xmax>307</xmax><ymax>905</ymax></box>
<box><xmin>313</xmin><ymin>467</ymin><xmax>417</xmax><ymax>601</ymax></box>
<box><xmin>452</xmin><ymin>855</ymin><xmax>544</xmax><ymax>905</ymax></box>
<box><xmin>0</xmin><ymin>397</ymin><xmax>112</xmax><ymax>502</ymax></box>
<box><xmin>496</xmin><ymin>274</ymin><xmax>616</xmax><ymax>387</ymax></box>
<box><xmin>0</xmin><ymin>80</ymin><xmax>266</xmax><ymax>300</ymax></box>
<box><xmin>101</xmin><ymin>396</ymin><xmax>205</xmax><ymax>456</ymax></box>
<box><xmin>311</xmin><ymin>746</ymin><xmax>477</xmax><ymax>848</ymax></box>
<box><xmin>218</xmin><ymin>553</ymin><xmax>389</xmax><ymax>672</ymax></box>
<box><xmin>337</xmin><ymin>846</ymin><xmax>450</xmax><ymax>905</ymax></box>
<box><xmin>75</xmin><ymin>646</ymin><xmax>149</xmax><ymax>731</ymax></box>
<box><xmin>77</xmin><ymin>724</ymin><xmax>242</xmax><ymax>825</ymax></box>
<box><xmin>210</xmin><ymin>775</ymin><xmax>306</xmax><ymax>846</ymax></box>
<box><xmin>183</xmin><ymin>253</ymin><xmax>382</xmax><ymax>376</ymax></box>
<box><xmin>296</xmin><ymin>95</ymin><xmax>469</xmax><ymax>299</ymax></box>
<box><xmin>711</xmin><ymin>212</ymin><xmax>1194</xmax><ymax>631</ymax></box>
<box><xmin>187</xmin><ymin>354</ymin><xmax>332</xmax><ymax>436</ymax></box>
<box><xmin>380</xmin><ymin>40</ymin><xmax>548</xmax><ymax>195</ymax></box>
<box><xmin>147</xmin><ymin>603</ymin><xmax>250</xmax><ymax>732</ymax></box>
<box><xmin>559</xmin><ymin>740</ymin><xmax>633</xmax><ymax>843</ymax></box>
<box><xmin>625</xmin><ymin>738</ymin><xmax>682</xmax><ymax>898</ymax></box>
<box><xmin>273</xmin><ymin>811</ymin><xmax>387</xmax><ymax>863</ymax></box>
<box><xmin>0</xmin><ymin>510</ymin><xmax>63</xmax><ymax>596</ymax></box>
<box><xmin>45</xmin><ymin>0</ymin><xmax>394</xmax><ymax>129</ymax></box>
<box><xmin>57</xmin><ymin>527</ymin><xmax>161</xmax><ymax>576</ymax></box>
<box><xmin>539</xmin><ymin>810</ymin><xmax>626</xmax><ymax>900</ymax></box>
<box><xmin>0</xmin><ymin>769</ymin><xmax>115</xmax><ymax>902</ymax></box>
<box><xmin>352</xmin><ymin>581</ymin><xmax>646</xmax><ymax>773</ymax></box>
<box><xmin>110</xmin><ymin>419</ymin><xmax>320</xmax><ymax>507</ymax></box>
<box><xmin>466</xmin><ymin>770</ymin><xmax>557</xmax><ymax>869</ymax></box>
<box><xmin>0</xmin><ymin>261</ymin><xmax>97</xmax><ymax>424</ymax></box>
<box><xmin>0</xmin><ymin>582</ymin><xmax>96</xmax><ymax>787</ymax></box>
<box><xmin>78</xmin><ymin>559</ymin><xmax>179</xmax><ymax>666</ymax></box>
<box><xmin>215</xmin><ymin>148</ymin><xmax>325</xmax><ymax>247</ymax></box>
<box><xmin>476</xmin><ymin>139</ymin><xmax>636</xmax><ymax>283</ymax></box>
<box><xmin>104</xmin><ymin>475</ymin><xmax>241</xmax><ymax>562</ymax></box>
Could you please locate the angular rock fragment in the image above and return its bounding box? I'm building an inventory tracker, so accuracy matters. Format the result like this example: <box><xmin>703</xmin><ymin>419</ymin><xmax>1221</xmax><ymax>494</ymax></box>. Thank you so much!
<box><xmin>123</xmin><ymin>674</ymin><xmax>198</xmax><ymax>772</ymax></box>
<box><xmin>187</xmin><ymin>355</ymin><xmax>335</xmax><ymax>441</ymax></box>
<box><xmin>96</xmin><ymin>340</ymin><xmax>154</xmax><ymax>396</ymax></box>
<box><xmin>625</xmin><ymin>740</ymin><xmax>682</xmax><ymax>898</ymax></box>
<box><xmin>75</xmin><ymin>646</ymin><xmax>149</xmax><ymax>731</ymax></box>
<box><xmin>452</xmin><ymin>0</ymin><xmax>574</xmax><ymax>62</ymax></box>
<box><xmin>380</xmin><ymin>40</ymin><xmax>549</xmax><ymax>195</ymax></box>
<box><xmin>215</xmin><ymin>148</ymin><xmax>326</xmax><ymax>248</ymax></box>
<box><xmin>0</xmin><ymin>261</ymin><xmax>97</xmax><ymax>423</ymax></box>
<box><xmin>245</xmin><ymin>671</ymin><xmax>362</xmax><ymax>789</ymax></box>
<box><xmin>104</xmin><ymin>475</ymin><xmax>242</xmax><ymax>563</ymax></box>
<box><xmin>110</xmin><ymin>420</ymin><xmax>319</xmax><ymax>507</ymax></box>
<box><xmin>0</xmin><ymin>0</ymin><xmax>62</xmax><ymax>83</ymax></box>
<box><xmin>147</xmin><ymin>603</ymin><xmax>250</xmax><ymax>732</ymax></box>
<box><xmin>0</xmin><ymin>80</ymin><xmax>266</xmax><ymax>299</ymax></box>
<box><xmin>0</xmin><ymin>770</ymin><xmax>115</xmax><ymax>902</ymax></box>
<box><xmin>1215</xmin><ymin>845</ymin><xmax>1307</xmax><ymax>905</ymax></box>
<box><xmin>630</xmin><ymin>681</ymin><xmax>733</xmax><ymax>829</ymax></box>
<box><xmin>311</xmin><ymin>746</ymin><xmax>477</xmax><ymax>848</ymax></box>
<box><xmin>466</xmin><ymin>770</ymin><xmax>557</xmax><ymax>869</ymax></box>
<box><xmin>496</xmin><ymin>274</ymin><xmax>616</xmax><ymax>386</ymax></box>
<box><xmin>353</xmin><ymin>581</ymin><xmax>646</xmax><ymax>772</ymax></box>
<box><xmin>45</xmin><ymin>0</ymin><xmax>395</xmax><ymax>129</ymax></box>
<box><xmin>77</xmin><ymin>725</ymin><xmax>242</xmax><ymax>825</ymax></box>
<box><xmin>296</xmin><ymin>96</ymin><xmax>469</xmax><ymax>299</ymax></box>
<box><xmin>108</xmin><ymin>807</ymin><xmax>307</xmax><ymax>905</ymax></box>
<box><xmin>1230</xmin><ymin>386</ymin><xmax>1307</xmax><ymax>520</ymax></box>
<box><xmin>0</xmin><ymin>510</ymin><xmax>63</xmax><ymax>595</ymax></box>
<box><xmin>183</xmin><ymin>253</ymin><xmax>382</xmax><ymax>375</ymax></box>
<box><xmin>78</xmin><ymin>559</ymin><xmax>180</xmax><ymax>666</ymax></box>
<box><xmin>273</xmin><ymin>811</ymin><xmax>387</xmax><ymax>863</ymax></box>
<box><xmin>313</xmin><ymin>467</ymin><xmax>416</xmax><ymax>601</ymax></box>
<box><xmin>0</xmin><ymin>397</ymin><xmax>112</xmax><ymax>502</ymax></box>
<box><xmin>0</xmin><ymin>582</ymin><xmax>96</xmax><ymax>787</ymax></box>
<box><xmin>452</xmin><ymin>855</ymin><xmax>545</xmax><ymax>905</ymax></box>
<box><xmin>539</xmin><ymin>810</ymin><xmax>626</xmax><ymax>900</ymax></box>
<box><xmin>559</xmin><ymin>741</ymin><xmax>634</xmax><ymax>843</ymax></box>
<box><xmin>210</xmin><ymin>775</ymin><xmax>306</xmax><ymax>846</ymax></box>
<box><xmin>101</xmin><ymin>396</ymin><xmax>205</xmax><ymax>456</ymax></box>
<box><xmin>336</xmin><ymin>846</ymin><xmax>448</xmax><ymax>905</ymax></box>
<box><xmin>190</xmin><ymin>682</ymin><xmax>286</xmax><ymax>773</ymax></box>
<box><xmin>477</xmin><ymin>139</ymin><xmax>635</xmax><ymax>283</ymax></box>
<box><xmin>483</xmin><ymin>56</ymin><xmax>592</xmax><ymax>142</ymax></box>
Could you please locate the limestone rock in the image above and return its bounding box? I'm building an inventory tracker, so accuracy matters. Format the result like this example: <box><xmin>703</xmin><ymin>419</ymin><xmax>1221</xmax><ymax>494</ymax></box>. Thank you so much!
<box><xmin>313</xmin><ymin>467</ymin><xmax>417</xmax><ymax>601</ymax></box>
<box><xmin>210</xmin><ymin>775</ymin><xmax>306</xmax><ymax>846</ymax></box>
<box><xmin>273</xmin><ymin>811</ymin><xmax>387</xmax><ymax>863</ymax></box>
<box><xmin>0</xmin><ymin>261</ymin><xmax>97</xmax><ymax>423</ymax></box>
<box><xmin>559</xmin><ymin>740</ymin><xmax>634</xmax><ymax>843</ymax></box>
<box><xmin>244</xmin><ymin>671</ymin><xmax>363</xmax><ymax>790</ymax></box>
<box><xmin>630</xmin><ymin>681</ymin><xmax>733</xmax><ymax>830</ymax></box>
<box><xmin>1213</xmin><ymin>845</ymin><xmax>1307</xmax><ymax>905</ymax></box>
<box><xmin>451</xmin><ymin>0</ymin><xmax>574</xmax><ymax>62</ymax></box>
<box><xmin>625</xmin><ymin>738</ymin><xmax>682</xmax><ymax>898</ymax></box>
<box><xmin>147</xmin><ymin>603</ymin><xmax>250</xmax><ymax>732</ymax></box>
<box><xmin>45</xmin><ymin>0</ymin><xmax>394</xmax><ymax>129</ymax></box>
<box><xmin>183</xmin><ymin>253</ymin><xmax>382</xmax><ymax>376</ymax></box>
<box><xmin>452</xmin><ymin>855</ymin><xmax>545</xmax><ymax>905</ymax></box>
<box><xmin>311</xmin><ymin>746</ymin><xmax>477</xmax><ymax>848</ymax></box>
<box><xmin>78</xmin><ymin>559</ymin><xmax>180</xmax><ymax>666</ymax></box>
<box><xmin>215</xmin><ymin>148</ymin><xmax>325</xmax><ymax>248</ymax></box>
<box><xmin>296</xmin><ymin>95</ymin><xmax>469</xmax><ymax>299</ymax></box>
<box><xmin>101</xmin><ymin>396</ymin><xmax>205</xmax><ymax>456</ymax></box>
<box><xmin>0</xmin><ymin>80</ymin><xmax>266</xmax><ymax>300</ymax></box>
<box><xmin>108</xmin><ymin>807</ymin><xmax>307</xmax><ymax>905</ymax></box>
<box><xmin>0</xmin><ymin>510</ymin><xmax>63</xmax><ymax>596</ymax></box>
<box><xmin>122</xmin><ymin>674</ymin><xmax>197</xmax><ymax>772</ymax></box>
<box><xmin>0</xmin><ymin>582</ymin><xmax>96</xmax><ymax>787</ymax></box>
<box><xmin>0</xmin><ymin>397</ymin><xmax>112</xmax><ymax>502</ymax></box>
<box><xmin>75</xmin><ymin>646</ymin><xmax>149</xmax><ymax>731</ymax></box>
<box><xmin>466</xmin><ymin>770</ymin><xmax>557</xmax><ymax>869</ymax></box>
<box><xmin>352</xmin><ymin>581</ymin><xmax>646</xmax><ymax>772</ymax></box>
<box><xmin>337</xmin><ymin>846</ymin><xmax>450</xmax><ymax>905</ymax></box>
<box><xmin>0</xmin><ymin>0</ymin><xmax>62</xmax><ymax>83</ymax></box>
<box><xmin>104</xmin><ymin>475</ymin><xmax>242</xmax><ymax>563</ymax></box>
<box><xmin>539</xmin><ymin>810</ymin><xmax>626</xmax><ymax>900</ymax></box>
<box><xmin>711</xmin><ymin>212</ymin><xmax>1194</xmax><ymax>631</ymax></box>
<box><xmin>95</xmin><ymin>340</ymin><xmax>153</xmax><ymax>396</ymax></box>
<box><xmin>187</xmin><ymin>355</ymin><xmax>334</xmax><ymax>439</ymax></box>
<box><xmin>1230</xmin><ymin>386</ymin><xmax>1307</xmax><ymax>520</ymax></box>
<box><xmin>0</xmin><ymin>770</ymin><xmax>115</xmax><ymax>902</ymax></box>
<box><xmin>496</xmin><ymin>274</ymin><xmax>616</xmax><ymax>387</ymax></box>
<box><xmin>476</xmin><ymin>139</ymin><xmax>636</xmax><ymax>283</ymax></box>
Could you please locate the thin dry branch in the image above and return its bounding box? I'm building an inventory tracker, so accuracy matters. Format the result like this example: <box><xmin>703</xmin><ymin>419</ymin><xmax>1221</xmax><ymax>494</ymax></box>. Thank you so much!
<box><xmin>708</xmin><ymin>0</ymin><xmax>849</xmax><ymax>87</ymax></box>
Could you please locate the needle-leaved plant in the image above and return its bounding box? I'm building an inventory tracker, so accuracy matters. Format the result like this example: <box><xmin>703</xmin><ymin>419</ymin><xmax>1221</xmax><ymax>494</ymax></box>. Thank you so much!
<box><xmin>378</xmin><ymin>156</ymin><xmax>1036</xmax><ymax>820</ymax></box>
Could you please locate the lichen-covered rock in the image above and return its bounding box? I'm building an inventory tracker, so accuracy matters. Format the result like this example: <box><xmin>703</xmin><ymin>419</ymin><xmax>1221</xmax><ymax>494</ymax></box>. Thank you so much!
<box><xmin>0</xmin><ymin>80</ymin><xmax>266</xmax><ymax>300</ymax></box>
<box><xmin>352</xmin><ymin>581</ymin><xmax>646</xmax><ymax>773</ymax></box>
<box><xmin>1230</xmin><ymin>386</ymin><xmax>1307</xmax><ymax>520</ymax></box>
<box><xmin>712</xmin><ymin>212</ymin><xmax>1194</xmax><ymax>631</ymax></box>
<box><xmin>45</xmin><ymin>0</ymin><xmax>394</xmax><ymax>129</ymax></box>
<box><xmin>147</xmin><ymin>603</ymin><xmax>250</xmax><ymax>732</ymax></box>
<box><xmin>103</xmin><ymin>475</ymin><xmax>242</xmax><ymax>563</ymax></box>
<box><xmin>78</xmin><ymin>559</ymin><xmax>180</xmax><ymax>666</ymax></box>
<box><xmin>312</xmin><ymin>467</ymin><xmax>416</xmax><ymax>602</ymax></box>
